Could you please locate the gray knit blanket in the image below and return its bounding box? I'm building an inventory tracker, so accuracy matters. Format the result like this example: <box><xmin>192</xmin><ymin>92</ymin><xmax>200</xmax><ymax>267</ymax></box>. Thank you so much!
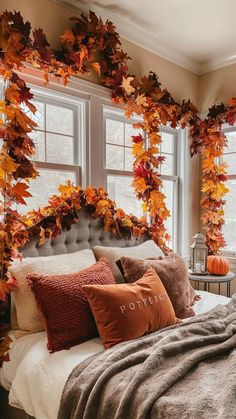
<box><xmin>58</xmin><ymin>296</ymin><xmax>236</xmax><ymax>419</ymax></box>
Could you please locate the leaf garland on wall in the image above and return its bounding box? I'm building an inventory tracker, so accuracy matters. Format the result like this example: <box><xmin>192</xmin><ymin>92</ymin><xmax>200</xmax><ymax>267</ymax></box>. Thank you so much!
<box><xmin>0</xmin><ymin>9</ymin><xmax>235</xmax><ymax>303</ymax></box>
<box><xmin>191</xmin><ymin>100</ymin><xmax>236</xmax><ymax>254</ymax></box>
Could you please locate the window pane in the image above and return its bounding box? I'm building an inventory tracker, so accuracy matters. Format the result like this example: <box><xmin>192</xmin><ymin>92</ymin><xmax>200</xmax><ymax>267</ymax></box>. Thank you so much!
<box><xmin>161</xmin><ymin>132</ymin><xmax>174</xmax><ymax>154</ymax></box>
<box><xmin>46</xmin><ymin>133</ymin><xmax>74</xmax><ymax>164</ymax></box>
<box><xmin>223</xmin><ymin>153</ymin><xmax>236</xmax><ymax>175</ymax></box>
<box><xmin>162</xmin><ymin>180</ymin><xmax>174</xmax><ymax>248</ymax></box>
<box><xmin>225</xmin><ymin>132</ymin><xmax>236</xmax><ymax>153</ymax></box>
<box><xmin>106</xmin><ymin>144</ymin><xmax>124</xmax><ymax>170</ymax></box>
<box><xmin>31</xmin><ymin>131</ymin><xmax>45</xmax><ymax>161</ymax></box>
<box><xmin>222</xmin><ymin>179</ymin><xmax>236</xmax><ymax>252</ymax></box>
<box><xmin>125</xmin><ymin>147</ymin><xmax>134</xmax><ymax>171</ymax></box>
<box><xmin>22</xmin><ymin>101</ymin><xmax>45</xmax><ymax>129</ymax></box>
<box><xmin>19</xmin><ymin>169</ymin><xmax>77</xmax><ymax>212</ymax></box>
<box><xmin>46</xmin><ymin>104</ymin><xmax>73</xmax><ymax>135</ymax></box>
<box><xmin>160</xmin><ymin>154</ymin><xmax>174</xmax><ymax>175</ymax></box>
<box><xmin>107</xmin><ymin>175</ymin><xmax>143</xmax><ymax>217</ymax></box>
<box><xmin>125</xmin><ymin>124</ymin><xmax>142</xmax><ymax>146</ymax></box>
<box><xmin>106</xmin><ymin>119</ymin><xmax>124</xmax><ymax>145</ymax></box>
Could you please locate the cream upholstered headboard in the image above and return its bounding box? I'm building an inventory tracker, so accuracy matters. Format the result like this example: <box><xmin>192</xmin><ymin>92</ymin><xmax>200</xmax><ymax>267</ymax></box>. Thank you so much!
<box><xmin>21</xmin><ymin>208</ymin><xmax>148</xmax><ymax>258</ymax></box>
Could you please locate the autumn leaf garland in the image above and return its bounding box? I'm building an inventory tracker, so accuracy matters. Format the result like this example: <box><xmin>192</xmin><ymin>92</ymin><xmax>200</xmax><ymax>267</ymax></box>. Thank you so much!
<box><xmin>0</xmin><ymin>8</ymin><xmax>235</xmax><ymax>303</ymax></box>
<box><xmin>198</xmin><ymin>100</ymin><xmax>236</xmax><ymax>254</ymax></box>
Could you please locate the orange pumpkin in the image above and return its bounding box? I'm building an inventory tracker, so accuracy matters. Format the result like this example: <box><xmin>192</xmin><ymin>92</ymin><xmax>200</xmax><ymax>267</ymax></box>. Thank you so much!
<box><xmin>207</xmin><ymin>256</ymin><xmax>229</xmax><ymax>275</ymax></box>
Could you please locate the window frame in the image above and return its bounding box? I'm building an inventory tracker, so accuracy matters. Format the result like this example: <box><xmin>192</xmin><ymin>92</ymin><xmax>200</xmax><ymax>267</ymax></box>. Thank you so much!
<box><xmin>220</xmin><ymin>125</ymin><xmax>236</xmax><ymax>257</ymax></box>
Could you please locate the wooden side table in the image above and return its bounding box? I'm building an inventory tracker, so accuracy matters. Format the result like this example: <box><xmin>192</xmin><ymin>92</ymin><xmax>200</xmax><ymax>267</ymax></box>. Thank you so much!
<box><xmin>189</xmin><ymin>271</ymin><xmax>235</xmax><ymax>298</ymax></box>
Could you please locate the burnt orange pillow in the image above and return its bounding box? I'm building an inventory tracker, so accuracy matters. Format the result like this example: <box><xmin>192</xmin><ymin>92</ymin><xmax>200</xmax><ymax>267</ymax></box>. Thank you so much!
<box><xmin>83</xmin><ymin>268</ymin><xmax>179</xmax><ymax>349</ymax></box>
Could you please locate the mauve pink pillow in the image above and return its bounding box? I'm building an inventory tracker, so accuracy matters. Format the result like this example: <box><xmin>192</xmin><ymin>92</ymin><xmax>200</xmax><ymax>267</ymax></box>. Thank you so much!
<box><xmin>27</xmin><ymin>258</ymin><xmax>115</xmax><ymax>352</ymax></box>
<box><xmin>116</xmin><ymin>253</ymin><xmax>197</xmax><ymax>318</ymax></box>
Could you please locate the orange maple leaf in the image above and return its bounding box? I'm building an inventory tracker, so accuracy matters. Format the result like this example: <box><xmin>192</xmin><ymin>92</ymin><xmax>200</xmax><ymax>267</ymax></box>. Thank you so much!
<box><xmin>0</xmin><ymin>152</ymin><xmax>19</xmax><ymax>173</ymax></box>
<box><xmin>90</xmin><ymin>62</ymin><xmax>101</xmax><ymax>75</ymax></box>
<box><xmin>0</xmin><ymin>276</ymin><xmax>18</xmax><ymax>302</ymax></box>
<box><xmin>10</xmin><ymin>182</ymin><xmax>32</xmax><ymax>205</ymax></box>
<box><xmin>60</xmin><ymin>30</ymin><xmax>75</xmax><ymax>47</ymax></box>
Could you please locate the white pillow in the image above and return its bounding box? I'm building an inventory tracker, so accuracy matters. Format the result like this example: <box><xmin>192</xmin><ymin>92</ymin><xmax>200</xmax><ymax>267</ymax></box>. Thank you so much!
<box><xmin>9</xmin><ymin>249</ymin><xmax>96</xmax><ymax>333</ymax></box>
<box><xmin>93</xmin><ymin>240</ymin><xmax>164</xmax><ymax>283</ymax></box>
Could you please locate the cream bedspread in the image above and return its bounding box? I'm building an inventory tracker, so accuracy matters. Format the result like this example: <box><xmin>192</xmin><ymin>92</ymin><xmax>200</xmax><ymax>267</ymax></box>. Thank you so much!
<box><xmin>0</xmin><ymin>291</ymin><xmax>230</xmax><ymax>419</ymax></box>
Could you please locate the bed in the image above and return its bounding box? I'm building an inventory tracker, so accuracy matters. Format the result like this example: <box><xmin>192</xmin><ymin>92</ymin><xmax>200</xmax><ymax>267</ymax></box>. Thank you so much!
<box><xmin>0</xmin><ymin>208</ymin><xmax>233</xmax><ymax>419</ymax></box>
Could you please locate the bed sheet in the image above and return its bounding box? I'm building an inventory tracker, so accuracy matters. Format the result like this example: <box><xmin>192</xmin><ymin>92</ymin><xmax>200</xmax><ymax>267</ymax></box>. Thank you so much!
<box><xmin>0</xmin><ymin>290</ymin><xmax>231</xmax><ymax>419</ymax></box>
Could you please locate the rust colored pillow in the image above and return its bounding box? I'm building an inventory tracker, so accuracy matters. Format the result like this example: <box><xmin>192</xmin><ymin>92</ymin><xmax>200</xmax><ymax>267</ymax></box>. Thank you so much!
<box><xmin>116</xmin><ymin>253</ymin><xmax>196</xmax><ymax>319</ymax></box>
<box><xmin>83</xmin><ymin>268</ymin><xmax>179</xmax><ymax>349</ymax></box>
<box><xmin>27</xmin><ymin>258</ymin><xmax>115</xmax><ymax>352</ymax></box>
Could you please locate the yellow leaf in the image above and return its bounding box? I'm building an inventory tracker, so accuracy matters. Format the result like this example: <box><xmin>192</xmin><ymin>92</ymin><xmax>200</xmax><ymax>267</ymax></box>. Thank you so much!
<box><xmin>121</xmin><ymin>76</ymin><xmax>135</xmax><ymax>95</ymax></box>
<box><xmin>202</xmin><ymin>181</ymin><xmax>229</xmax><ymax>200</ymax></box>
<box><xmin>132</xmin><ymin>142</ymin><xmax>144</xmax><ymax>157</ymax></box>
<box><xmin>24</xmin><ymin>219</ymin><xmax>34</xmax><ymax>227</ymax></box>
<box><xmin>121</xmin><ymin>218</ymin><xmax>133</xmax><ymax>228</ymax></box>
<box><xmin>136</xmin><ymin>94</ymin><xmax>148</xmax><ymax>107</ymax></box>
<box><xmin>58</xmin><ymin>182</ymin><xmax>76</xmax><ymax>198</ymax></box>
<box><xmin>132</xmin><ymin>177</ymin><xmax>147</xmax><ymax>192</ymax></box>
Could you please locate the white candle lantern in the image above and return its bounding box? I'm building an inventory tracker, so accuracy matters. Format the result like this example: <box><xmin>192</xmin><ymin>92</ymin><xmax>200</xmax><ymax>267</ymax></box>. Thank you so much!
<box><xmin>190</xmin><ymin>233</ymin><xmax>208</xmax><ymax>275</ymax></box>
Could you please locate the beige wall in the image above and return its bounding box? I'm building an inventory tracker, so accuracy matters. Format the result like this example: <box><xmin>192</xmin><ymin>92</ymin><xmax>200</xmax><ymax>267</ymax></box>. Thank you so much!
<box><xmin>121</xmin><ymin>38</ymin><xmax>200</xmax><ymax>106</ymax></box>
<box><xmin>199</xmin><ymin>64</ymin><xmax>236</xmax><ymax>113</ymax></box>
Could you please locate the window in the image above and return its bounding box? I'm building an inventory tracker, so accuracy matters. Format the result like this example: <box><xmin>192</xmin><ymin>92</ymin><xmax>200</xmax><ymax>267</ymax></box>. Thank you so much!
<box><xmin>19</xmin><ymin>90</ymin><xmax>85</xmax><ymax>211</ymax></box>
<box><xmin>104</xmin><ymin>107</ymin><xmax>181</xmax><ymax>251</ymax></box>
<box><xmin>104</xmin><ymin>108</ymin><xmax>144</xmax><ymax>218</ymax></box>
<box><xmin>157</xmin><ymin>130</ymin><xmax>179</xmax><ymax>251</ymax></box>
<box><xmin>222</xmin><ymin>128</ymin><xmax>236</xmax><ymax>254</ymax></box>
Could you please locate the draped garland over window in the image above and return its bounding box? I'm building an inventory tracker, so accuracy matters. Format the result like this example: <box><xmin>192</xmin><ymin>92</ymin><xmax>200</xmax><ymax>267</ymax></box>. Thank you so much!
<box><xmin>0</xmin><ymin>10</ymin><xmax>236</xmax><ymax>298</ymax></box>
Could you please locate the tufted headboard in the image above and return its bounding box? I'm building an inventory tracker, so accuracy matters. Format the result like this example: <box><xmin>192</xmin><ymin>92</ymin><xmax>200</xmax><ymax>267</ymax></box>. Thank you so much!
<box><xmin>0</xmin><ymin>208</ymin><xmax>148</xmax><ymax>324</ymax></box>
<box><xmin>21</xmin><ymin>207</ymin><xmax>147</xmax><ymax>257</ymax></box>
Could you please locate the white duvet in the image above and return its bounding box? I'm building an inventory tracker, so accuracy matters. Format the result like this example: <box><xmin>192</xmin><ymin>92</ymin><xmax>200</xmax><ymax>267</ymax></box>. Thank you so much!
<box><xmin>0</xmin><ymin>291</ymin><xmax>230</xmax><ymax>419</ymax></box>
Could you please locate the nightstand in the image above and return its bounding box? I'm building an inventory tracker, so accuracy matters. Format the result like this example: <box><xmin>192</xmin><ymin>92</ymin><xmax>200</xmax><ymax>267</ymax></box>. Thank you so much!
<box><xmin>189</xmin><ymin>271</ymin><xmax>235</xmax><ymax>298</ymax></box>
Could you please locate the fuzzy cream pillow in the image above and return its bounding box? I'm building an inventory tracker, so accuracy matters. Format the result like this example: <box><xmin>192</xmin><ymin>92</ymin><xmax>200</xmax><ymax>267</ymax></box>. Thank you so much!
<box><xmin>9</xmin><ymin>249</ymin><xmax>96</xmax><ymax>333</ymax></box>
<box><xmin>93</xmin><ymin>240</ymin><xmax>164</xmax><ymax>283</ymax></box>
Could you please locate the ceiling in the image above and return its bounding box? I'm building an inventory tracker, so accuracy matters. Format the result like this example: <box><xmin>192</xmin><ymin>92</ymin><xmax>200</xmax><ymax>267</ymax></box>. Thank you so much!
<box><xmin>53</xmin><ymin>0</ymin><xmax>236</xmax><ymax>74</ymax></box>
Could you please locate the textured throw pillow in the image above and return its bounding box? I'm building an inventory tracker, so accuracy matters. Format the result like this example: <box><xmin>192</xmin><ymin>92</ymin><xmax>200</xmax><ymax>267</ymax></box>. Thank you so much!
<box><xmin>9</xmin><ymin>249</ymin><xmax>96</xmax><ymax>332</ymax></box>
<box><xmin>27</xmin><ymin>258</ymin><xmax>115</xmax><ymax>352</ymax></box>
<box><xmin>93</xmin><ymin>240</ymin><xmax>164</xmax><ymax>283</ymax></box>
<box><xmin>83</xmin><ymin>268</ymin><xmax>179</xmax><ymax>349</ymax></box>
<box><xmin>116</xmin><ymin>253</ymin><xmax>196</xmax><ymax>319</ymax></box>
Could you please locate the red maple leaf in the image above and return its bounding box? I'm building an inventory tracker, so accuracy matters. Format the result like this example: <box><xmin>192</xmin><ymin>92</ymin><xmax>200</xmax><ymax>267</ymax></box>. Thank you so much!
<box><xmin>33</xmin><ymin>28</ymin><xmax>52</xmax><ymax>62</ymax></box>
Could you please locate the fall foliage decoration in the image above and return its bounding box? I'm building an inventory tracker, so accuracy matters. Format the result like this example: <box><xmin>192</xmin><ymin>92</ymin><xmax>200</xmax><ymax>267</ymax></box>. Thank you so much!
<box><xmin>0</xmin><ymin>8</ymin><xmax>235</xmax><ymax>308</ymax></box>
<box><xmin>207</xmin><ymin>255</ymin><xmax>230</xmax><ymax>276</ymax></box>
<box><xmin>192</xmin><ymin>99</ymin><xmax>236</xmax><ymax>254</ymax></box>
<box><xmin>12</xmin><ymin>183</ymin><xmax>149</xmax><ymax>248</ymax></box>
